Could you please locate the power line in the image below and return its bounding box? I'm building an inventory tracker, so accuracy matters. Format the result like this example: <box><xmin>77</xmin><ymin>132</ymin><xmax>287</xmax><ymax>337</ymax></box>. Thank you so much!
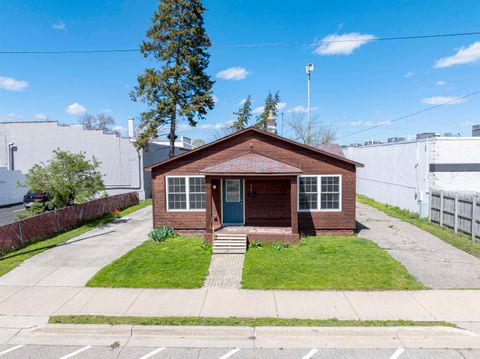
<box><xmin>1</xmin><ymin>30</ymin><xmax>480</xmax><ymax>54</ymax></box>
<box><xmin>336</xmin><ymin>90</ymin><xmax>480</xmax><ymax>141</ymax></box>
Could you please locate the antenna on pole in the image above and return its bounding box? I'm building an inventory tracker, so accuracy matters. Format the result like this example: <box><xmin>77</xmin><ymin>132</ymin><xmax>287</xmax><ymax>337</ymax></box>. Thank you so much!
<box><xmin>306</xmin><ymin>63</ymin><xmax>314</xmax><ymax>145</ymax></box>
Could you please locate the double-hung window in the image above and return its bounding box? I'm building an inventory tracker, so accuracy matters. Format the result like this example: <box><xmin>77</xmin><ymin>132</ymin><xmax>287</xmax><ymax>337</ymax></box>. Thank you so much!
<box><xmin>166</xmin><ymin>176</ymin><xmax>206</xmax><ymax>211</ymax></box>
<box><xmin>298</xmin><ymin>175</ymin><xmax>341</xmax><ymax>211</ymax></box>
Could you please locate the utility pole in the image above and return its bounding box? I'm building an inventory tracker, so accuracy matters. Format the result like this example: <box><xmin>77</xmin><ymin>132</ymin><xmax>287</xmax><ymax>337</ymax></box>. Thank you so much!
<box><xmin>306</xmin><ymin>64</ymin><xmax>314</xmax><ymax>144</ymax></box>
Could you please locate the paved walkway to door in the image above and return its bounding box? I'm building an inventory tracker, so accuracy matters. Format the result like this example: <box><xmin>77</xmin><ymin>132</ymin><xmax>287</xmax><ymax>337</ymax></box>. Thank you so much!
<box><xmin>357</xmin><ymin>202</ymin><xmax>480</xmax><ymax>289</ymax></box>
<box><xmin>204</xmin><ymin>254</ymin><xmax>244</xmax><ymax>289</ymax></box>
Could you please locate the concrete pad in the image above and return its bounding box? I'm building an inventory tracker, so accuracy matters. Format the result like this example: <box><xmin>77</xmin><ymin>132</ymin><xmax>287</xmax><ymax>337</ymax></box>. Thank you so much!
<box><xmin>78</xmin><ymin>288</ymin><xmax>143</xmax><ymax>316</ymax></box>
<box><xmin>0</xmin><ymin>266</ymin><xmax>55</xmax><ymax>286</ymax></box>
<box><xmin>0</xmin><ymin>287</ymin><xmax>81</xmax><ymax>316</ymax></box>
<box><xmin>411</xmin><ymin>290</ymin><xmax>480</xmax><ymax>321</ymax></box>
<box><xmin>254</xmin><ymin>327</ymin><xmax>402</xmax><ymax>348</ymax></box>
<box><xmin>345</xmin><ymin>291</ymin><xmax>435</xmax><ymax>320</ymax></box>
<box><xmin>0</xmin><ymin>287</ymin><xmax>24</xmax><ymax>303</ymax></box>
<box><xmin>274</xmin><ymin>290</ymin><xmax>358</xmax><ymax>320</ymax></box>
<box><xmin>35</xmin><ymin>267</ymin><xmax>100</xmax><ymax>287</ymax></box>
<box><xmin>200</xmin><ymin>289</ymin><xmax>277</xmax><ymax>318</ymax></box>
<box><xmin>126</xmin><ymin>289</ymin><xmax>207</xmax><ymax>317</ymax></box>
<box><xmin>53</xmin><ymin>288</ymin><xmax>99</xmax><ymax>316</ymax></box>
<box><xmin>128</xmin><ymin>325</ymin><xmax>255</xmax><ymax>348</ymax></box>
<box><xmin>0</xmin><ymin>328</ymin><xmax>23</xmax><ymax>345</ymax></box>
<box><xmin>0</xmin><ymin>315</ymin><xmax>49</xmax><ymax>329</ymax></box>
<box><xmin>9</xmin><ymin>324</ymin><xmax>133</xmax><ymax>346</ymax></box>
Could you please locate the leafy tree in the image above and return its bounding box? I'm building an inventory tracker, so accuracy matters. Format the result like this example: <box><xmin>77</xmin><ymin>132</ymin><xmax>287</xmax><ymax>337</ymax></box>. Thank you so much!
<box><xmin>80</xmin><ymin>113</ymin><xmax>116</xmax><ymax>132</ymax></box>
<box><xmin>255</xmin><ymin>91</ymin><xmax>280</xmax><ymax>130</ymax></box>
<box><xmin>231</xmin><ymin>96</ymin><xmax>252</xmax><ymax>132</ymax></box>
<box><xmin>131</xmin><ymin>0</ymin><xmax>215</xmax><ymax>158</ymax></box>
<box><xmin>192</xmin><ymin>138</ymin><xmax>205</xmax><ymax>148</ymax></box>
<box><xmin>23</xmin><ymin>150</ymin><xmax>105</xmax><ymax>209</ymax></box>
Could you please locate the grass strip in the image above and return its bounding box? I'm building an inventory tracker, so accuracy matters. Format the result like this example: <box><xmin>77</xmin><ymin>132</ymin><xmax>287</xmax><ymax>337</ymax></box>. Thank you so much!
<box><xmin>0</xmin><ymin>199</ymin><xmax>152</xmax><ymax>277</ymax></box>
<box><xmin>49</xmin><ymin>315</ymin><xmax>456</xmax><ymax>328</ymax></box>
<box><xmin>357</xmin><ymin>194</ymin><xmax>480</xmax><ymax>259</ymax></box>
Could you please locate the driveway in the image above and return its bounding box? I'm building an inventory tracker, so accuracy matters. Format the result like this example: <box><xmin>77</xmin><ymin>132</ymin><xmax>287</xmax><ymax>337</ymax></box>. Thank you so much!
<box><xmin>357</xmin><ymin>201</ymin><xmax>480</xmax><ymax>289</ymax></box>
<box><xmin>0</xmin><ymin>206</ymin><xmax>152</xmax><ymax>287</ymax></box>
<box><xmin>0</xmin><ymin>204</ymin><xmax>25</xmax><ymax>226</ymax></box>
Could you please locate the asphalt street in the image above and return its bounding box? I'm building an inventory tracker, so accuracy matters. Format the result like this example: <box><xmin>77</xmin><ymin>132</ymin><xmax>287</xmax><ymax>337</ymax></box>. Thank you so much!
<box><xmin>0</xmin><ymin>204</ymin><xmax>24</xmax><ymax>226</ymax></box>
<box><xmin>0</xmin><ymin>345</ymin><xmax>479</xmax><ymax>359</ymax></box>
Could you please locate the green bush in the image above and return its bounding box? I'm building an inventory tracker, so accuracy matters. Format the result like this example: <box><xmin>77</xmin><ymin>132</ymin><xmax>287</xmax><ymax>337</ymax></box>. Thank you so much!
<box><xmin>248</xmin><ymin>240</ymin><xmax>262</xmax><ymax>249</ymax></box>
<box><xmin>272</xmin><ymin>242</ymin><xmax>289</xmax><ymax>251</ymax></box>
<box><xmin>148</xmin><ymin>226</ymin><xmax>175</xmax><ymax>242</ymax></box>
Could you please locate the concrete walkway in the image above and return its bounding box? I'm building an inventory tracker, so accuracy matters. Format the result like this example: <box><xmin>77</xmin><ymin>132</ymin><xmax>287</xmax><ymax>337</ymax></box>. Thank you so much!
<box><xmin>357</xmin><ymin>202</ymin><xmax>480</xmax><ymax>289</ymax></box>
<box><xmin>0</xmin><ymin>206</ymin><xmax>152</xmax><ymax>287</ymax></box>
<box><xmin>204</xmin><ymin>254</ymin><xmax>244</xmax><ymax>289</ymax></box>
<box><xmin>2</xmin><ymin>286</ymin><xmax>480</xmax><ymax>323</ymax></box>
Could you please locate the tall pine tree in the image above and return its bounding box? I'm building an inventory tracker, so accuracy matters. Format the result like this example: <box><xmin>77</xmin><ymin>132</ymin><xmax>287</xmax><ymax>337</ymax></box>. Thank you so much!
<box><xmin>231</xmin><ymin>95</ymin><xmax>252</xmax><ymax>132</ymax></box>
<box><xmin>131</xmin><ymin>0</ymin><xmax>215</xmax><ymax>158</ymax></box>
<box><xmin>255</xmin><ymin>91</ymin><xmax>280</xmax><ymax>130</ymax></box>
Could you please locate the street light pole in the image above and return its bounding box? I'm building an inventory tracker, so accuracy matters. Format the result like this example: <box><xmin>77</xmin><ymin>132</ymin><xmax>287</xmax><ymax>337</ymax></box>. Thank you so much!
<box><xmin>306</xmin><ymin>64</ymin><xmax>314</xmax><ymax>145</ymax></box>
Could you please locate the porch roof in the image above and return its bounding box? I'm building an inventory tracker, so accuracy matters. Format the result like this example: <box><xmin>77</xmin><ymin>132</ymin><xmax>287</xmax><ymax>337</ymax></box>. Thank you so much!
<box><xmin>199</xmin><ymin>152</ymin><xmax>303</xmax><ymax>176</ymax></box>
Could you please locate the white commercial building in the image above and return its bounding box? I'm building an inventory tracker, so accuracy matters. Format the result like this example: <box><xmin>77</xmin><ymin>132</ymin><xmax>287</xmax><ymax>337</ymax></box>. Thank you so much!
<box><xmin>344</xmin><ymin>135</ymin><xmax>480</xmax><ymax>217</ymax></box>
<box><xmin>0</xmin><ymin>121</ymin><xmax>145</xmax><ymax>206</ymax></box>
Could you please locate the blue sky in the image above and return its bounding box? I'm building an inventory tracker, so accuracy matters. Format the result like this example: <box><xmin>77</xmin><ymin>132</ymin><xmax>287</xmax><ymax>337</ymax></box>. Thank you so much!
<box><xmin>1</xmin><ymin>0</ymin><xmax>480</xmax><ymax>145</ymax></box>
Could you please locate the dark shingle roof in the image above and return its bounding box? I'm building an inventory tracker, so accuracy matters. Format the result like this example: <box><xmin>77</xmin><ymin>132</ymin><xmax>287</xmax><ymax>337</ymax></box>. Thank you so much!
<box><xmin>200</xmin><ymin>152</ymin><xmax>302</xmax><ymax>175</ymax></box>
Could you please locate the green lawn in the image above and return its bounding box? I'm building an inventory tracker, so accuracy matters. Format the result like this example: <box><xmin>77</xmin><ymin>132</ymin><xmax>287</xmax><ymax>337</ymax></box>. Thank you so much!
<box><xmin>0</xmin><ymin>199</ymin><xmax>152</xmax><ymax>277</ymax></box>
<box><xmin>49</xmin><ymin>315</ymin><xmax>455</xmax><ymax>328</ymax></box>
<box><xmin>242</xmin><ymin>236</ymin><xmax>423</xmax><ymax>290</ymax></box>
<box><xmin>357</xmin><ymin>194</ymin><xmax>480</xmax><ymax>259</ymax></box>
<box><xmin>87</xmin><ymin>236</ymin><xmax>212</xmax><ymax>288</ymax></box>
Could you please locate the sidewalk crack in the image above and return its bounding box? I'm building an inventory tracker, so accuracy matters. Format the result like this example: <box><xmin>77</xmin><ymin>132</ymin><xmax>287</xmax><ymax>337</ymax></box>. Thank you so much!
<box><xmin>199</xmin><ymin>288</ymin><xmax>209</xmax><ymax>316</ymax></box>
<box><xmin>272</xmin><ymin>291</ymin><xmax>279</xmax><ymax>318</ymax></box>
<box><xmin>123</xmin><ymin>289</ymin><xmax>144</xmax><ymax>316</ymax></box>
<box><xmin>342</xmin><ymin>292</ymin><xmax>360</xmax><ymax>320</ymax></box>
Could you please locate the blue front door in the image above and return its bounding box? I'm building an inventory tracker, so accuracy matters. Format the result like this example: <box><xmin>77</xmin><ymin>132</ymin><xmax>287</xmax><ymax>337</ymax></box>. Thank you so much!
<box><xmin>223</xmin><ymin>179</ymin><xmax>244</xmax><ymax>225</ymax></box>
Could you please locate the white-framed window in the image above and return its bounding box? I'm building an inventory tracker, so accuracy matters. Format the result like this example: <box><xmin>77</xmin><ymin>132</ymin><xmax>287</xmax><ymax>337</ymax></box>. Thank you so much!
<box><xmin>298</xmin><ymin>175</ymin><xmax>342</xmax><ymax>212</ymax></box>
<box><xmin>166</xmin><ymin>176</ymin><xmax>206</xmax><ymax>211</ymax></box>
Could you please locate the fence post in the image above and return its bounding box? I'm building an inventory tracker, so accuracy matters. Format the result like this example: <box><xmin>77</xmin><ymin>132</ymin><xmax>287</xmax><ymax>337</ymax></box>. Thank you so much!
<box><xmin>473</xmin><ymin>195</ymin><xmax>477</xmax><ymax>241</ymax></box>
<box><xmin>55</xmin><ymin>210</ymin><xmax>61</xmax><ymax>234</ymax></box>
<box><xmin>439</xmin><ymin>191</ymin><xmax>444</xmax><ymax>227</ymax></box>
<box><xmin>454</xmin><ymin>194</ymin><xmax>459</xmax><ymax>234</ymax></box>
<box><xmin>17</xmin><ymin>221</ymin><xmax>24</xmax><ymax>246</ymax></box>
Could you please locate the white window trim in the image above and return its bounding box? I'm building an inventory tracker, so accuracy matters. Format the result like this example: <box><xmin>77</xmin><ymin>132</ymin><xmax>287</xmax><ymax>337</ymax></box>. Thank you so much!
<box><xmin>297</xmin><ymin>174</ymin><xmax>342</xmax><ymax>212</ymax></box>
<box><xmin>166</xmin><ymin>175</ymin><xmax>206</xmax><ymax>212</ymax></box>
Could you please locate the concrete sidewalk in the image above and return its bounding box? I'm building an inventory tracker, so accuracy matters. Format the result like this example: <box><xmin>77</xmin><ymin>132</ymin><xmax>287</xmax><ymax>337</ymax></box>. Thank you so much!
<box><xmin>0</xmin><ymin>206</ymin><xmax>152</xmax><ymax>287</ymax></box>
<box><xmin>2</xmin><ymin>286</ymin><xmax>480</xmax><ymax>323</ymax></box>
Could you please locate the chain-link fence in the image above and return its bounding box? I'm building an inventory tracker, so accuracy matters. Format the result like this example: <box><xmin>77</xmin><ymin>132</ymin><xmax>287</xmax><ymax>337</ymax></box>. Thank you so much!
<box><xmin>0</xmin><ymin>192</ymin><xmax>139</xmax><ymax>254</ymax></box>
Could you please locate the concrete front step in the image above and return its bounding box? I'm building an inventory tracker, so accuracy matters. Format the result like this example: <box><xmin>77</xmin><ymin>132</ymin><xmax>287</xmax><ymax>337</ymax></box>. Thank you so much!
<box><xmin>213</xmin><ymin>234</ymin><xmax>247</xmax><ymax>254</ymax></box>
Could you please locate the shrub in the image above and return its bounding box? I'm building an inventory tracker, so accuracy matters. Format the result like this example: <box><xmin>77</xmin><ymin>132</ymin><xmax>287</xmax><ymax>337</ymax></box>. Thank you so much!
<box><xmin>272</xmin><ymin>242</ymin><xmax>289</xmax><ymax>251</ymax></box>
<box><xmin>248</xmin><ymin>240</ymin><xmax>262</xmax><ymax>249</ymax></box>
<box><xmin>148</xmin><ymin>226</ymin><xmax>175</xmax><ymax>242</ymax></box>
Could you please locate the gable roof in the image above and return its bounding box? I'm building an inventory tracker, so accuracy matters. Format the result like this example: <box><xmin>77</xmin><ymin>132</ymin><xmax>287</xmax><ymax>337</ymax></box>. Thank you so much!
<box><xmin>145</xmin><ymin>127</ymin><xmax>363</xmax><ymax>171</ymax></box>
<box><xmin>316</xmin><ymin>144</ymin><xmax>345</xmax><ymax>158</ymax></box>
<box><xmin>200</xmin><ymin>152</ymin><xmax>303</xmax><ymax>176</ymax></box>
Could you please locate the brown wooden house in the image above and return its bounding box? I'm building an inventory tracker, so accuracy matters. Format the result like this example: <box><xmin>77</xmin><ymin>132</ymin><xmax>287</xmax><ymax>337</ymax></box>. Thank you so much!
<box><xmin>146</xmin><ymin>128</ymin><xmax>363</xmax><ymax>250</ymax></box>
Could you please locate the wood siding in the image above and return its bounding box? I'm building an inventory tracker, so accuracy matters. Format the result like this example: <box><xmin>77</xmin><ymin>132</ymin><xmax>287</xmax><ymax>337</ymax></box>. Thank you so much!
<box><xmin>151</xmin><ymin>130</ymin><xmax>357</xmax><ymax>233</ymax></box>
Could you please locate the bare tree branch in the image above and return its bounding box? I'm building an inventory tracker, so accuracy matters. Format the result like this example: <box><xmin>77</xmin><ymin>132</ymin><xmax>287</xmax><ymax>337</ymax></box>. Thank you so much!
<box><xmin>287</xmin><ymin>113</ymin><xmax>336</xmax><ymax>145</ymax></box>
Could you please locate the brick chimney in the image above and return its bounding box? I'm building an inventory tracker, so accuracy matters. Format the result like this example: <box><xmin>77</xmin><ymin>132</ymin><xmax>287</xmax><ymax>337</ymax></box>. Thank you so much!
<box><xmin>266</xmin><ymin>111</ymin><xmax>276</xmax><ymax>133</ymax></box>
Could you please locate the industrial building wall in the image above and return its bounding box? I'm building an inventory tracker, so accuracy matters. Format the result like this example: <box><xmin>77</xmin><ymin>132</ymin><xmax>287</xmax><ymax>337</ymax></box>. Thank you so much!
<box><xmin>0</xmin><ymin>121</ymin><xmax>144</xmax><ymax>206</ymax></box>
<box><xmin>0</xmin><ymin>167</ymin><xmax>25</xmax><ymax>205</ymax></box>
<box><xmin>344</xmin><ymin>141</ymin><xmax>429</xmax><ymax>215</ymax></box>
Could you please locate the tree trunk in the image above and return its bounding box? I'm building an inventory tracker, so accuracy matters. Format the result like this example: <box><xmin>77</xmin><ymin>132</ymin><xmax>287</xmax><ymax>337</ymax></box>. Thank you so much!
<box><xmin>169</xmin><ymin>112</ymin><xmax>176</xmax><ymax>159</ymax></box>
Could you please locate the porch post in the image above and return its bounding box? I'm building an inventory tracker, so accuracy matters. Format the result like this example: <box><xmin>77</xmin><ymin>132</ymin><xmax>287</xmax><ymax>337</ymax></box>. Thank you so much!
<box><xmin>205</xmin><ymin>176</ymin><xmax>213</xmax><ymax>236</ymax></box>
<box><xmin>290</xmin><ymin>176</ymin><xmax>298</xmax><ymax>234</ymax></box>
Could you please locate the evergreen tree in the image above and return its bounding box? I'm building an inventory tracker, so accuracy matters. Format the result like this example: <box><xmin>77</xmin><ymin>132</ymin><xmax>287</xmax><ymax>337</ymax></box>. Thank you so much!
<box><xmin>231</xmin><ymin>96</ymin><xmax>252</xmax><ymax>132</ymax></box>
<box><xmin>255</xmin><ymin>91</ymin><xmax>280</xmax><ymax>130</ymax></box>
<box><xmin>131</xmin><ymin>0</ymin><xmax>215</xmax><ymax>158</ymax></box>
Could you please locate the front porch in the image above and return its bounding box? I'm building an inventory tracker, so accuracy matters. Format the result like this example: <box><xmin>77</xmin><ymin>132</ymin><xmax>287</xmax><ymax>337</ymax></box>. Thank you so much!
<box><xmin>217</xmin><ymin>225</ymin><xmax>299</xmax><ymax>243</ymax></box>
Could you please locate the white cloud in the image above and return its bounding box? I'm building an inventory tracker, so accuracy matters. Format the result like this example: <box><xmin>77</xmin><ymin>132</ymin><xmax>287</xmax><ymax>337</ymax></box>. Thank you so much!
<box><xmin>0</xmin><ymin>76</ymin><xmax>28</xmax><ymax>91</ymax></box>
<box><xmin>34</xmin><ymin>113</ymin><xmax>48</xmax><ymax>120</ymax></box>
<box><xmin>212</xmin><ymin>95</ymin><xmax>219</xmax><ymax>103</ymax></box>
<box><xmin>52</xmin><ymin>20</ymin><xmax>66</xmax><ymax>30</ymax></box>
<box><xmin>422</xmin><ymin>96</ymin><xmax>466</xmax><ymax>105</ymax></box>
<box><xmin>460</xmin><ymin>121</ymin><xmax>475</xmax><ymax>127</ymax></box>
<box><xmin>435</xmin><ymin>41</ymin><xmax>480</xmax><ymax>68</ymax></box>
<box><xmin>65</xmin><ymin>102</ymin><xmax>87</xmax><ymax>115</ymax></box>
<box><xmin>238</xmin><ymin>98</ymin><xmax>248</xmax><ymax>106</ymax></box>
<box><xmin>216</xmin><ymin>67</ymin><xmax>249</xmax><ymax>80</ymax></box>
<box><xmin>287</xmin><ymin>105</ymin><xmax>319</xmax><ymax>113</ymax></box>
<box><xmin>314</xmin><ymin>32</ymin><xmax>375</xmax><ymax>56</ymax></box>
<box><xmin>405</xmin><ymin>71</ymin><xmax>415</xmax><ymax>78</ymax></box>
<box><xmin>337</xmin><ymin>22</ymin><xmax>344</xmax><ymax>30</ymax></box>
<box><xmin>342</xmin><ymin>120</ymin><xmax>392</xmax><ymax>127</ymax></box>
<box><xmin>375</xmin><ymin>109</ymin><xmax>382</xmax><ymax>115</ymax></box>
<box><xmin>252</xmin><ymin>102</ymin><xmax>287</xmax><ymax>114</ymax></box>
<box><xmin>177</xmin><ymin>120</ymin><xmax>233</xmax><ymax>131</ymax></box>
<box><xmin>112</xmin><ymin>126</ymin><xmax>127</xmax><ymax>133</ymax></box>
<box><xmin>0</xmin><ymin>113</ymin><xmax>22</xmax><ymax>120</ymax></box>
<box><xmin>435</xmin><ymin>80</ymin><xmax>446</xmax><ymax>86</ymax></box>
